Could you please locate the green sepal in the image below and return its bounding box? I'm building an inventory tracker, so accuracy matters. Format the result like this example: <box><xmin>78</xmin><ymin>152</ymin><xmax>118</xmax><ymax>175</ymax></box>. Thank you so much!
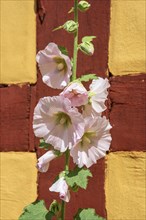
<box><xmin>82</xmin><ymin>36</ymin><xmax>96</xmax><ymax>43</ymax></box>
<box><xmin>63</xmin><ymin>20</ymin><xmax>79</xmax><ymax>33</ymax></box>
<box><xmin>19</xmin><ymin>200</ymin><xmax>54</xmax><ymax>220</ymax></box>
<box><xmin>65</xmin><ymin>166</ymin><xmax>92</xmax><ymax>190</ymax></box>
<box><xmin>78</xmin><ymin>1</ymin><xmax>91</xmax><ymax>12</ymax></box>
<box><xmin>74</xmin><ymin>208</ymin><xmax>106</xmax><ymax>220</ymax></box>
<box><xmin>39</xmin><ymin>139</ymin><xmax>53</xmax><ymax>150</ymax></box>
<box><xmin>78</xmin><ymin>74</ymin><xmax>98</xmax><ymax>82</ymax></box>
<box><xmin>54</xmin><ymin>150</ymin><xmax>62</xmax><ymax>157</ymax></box>
<box><xmin>58</xmin><ymin>46</ymin><xmax>68</xmax><ymax>56</ymax></box>
<box><xmin>68</xmin><ymin>7</ymin><xmax>74</xmax><ymax>14</ymax></box>
<box><xmin>53</xmin><ymin>171</ymin><xmax>66</xmax><ymax>184</ymax></box>
<box><xmin>79</xmin><ymin>42</ymin><xmax>94</xmax><ymax>56</ymax></box>
<box><xmin>49</xmin><ymin>200</ymin><xmax>61</xmax><ymax>216</ymax></box>
<box><xmin>52</xmin><ymin>25</ymin><xmax>63</xmax><ymax>32</ymax></box>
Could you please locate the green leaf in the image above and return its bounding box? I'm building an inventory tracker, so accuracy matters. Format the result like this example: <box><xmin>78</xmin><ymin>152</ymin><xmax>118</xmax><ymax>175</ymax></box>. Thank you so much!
<box><xmin>66</xmin><ymin>167</ymin><xmax>92</xmax><ymax>190</ymax></box>
<box><xmin>78</xmin><ymin>74</ymin><xmax>98</xmax><ymax>82</ymax></box>
<box><xmin>74</xmin><ymin>208</ymin><xmax>106</xmax><ymax>220</ymax></box>
<box><xmin>82</xmin><ymin>36</ymin><xmax>96</xmax><ymax>43</ymax></box>
<box><xmin>58</xmin><ymin>46</ymin><xmax>68</xmax><ymax>56</ymax></box>
<box><xmin>19</xmin><ymin>200</ymin><xmax>54</xmax><ymax>220</ymax></box>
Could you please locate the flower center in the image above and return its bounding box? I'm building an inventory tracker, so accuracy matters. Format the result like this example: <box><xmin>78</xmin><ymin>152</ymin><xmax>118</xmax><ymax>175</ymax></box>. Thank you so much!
<box><xmin>81</xmin><ymin>131</ymin><xmax>96</xmax><ymax>147</ymax></box>
<box><xmin>53</xmin><ymin>56</ymin><xmax>67</xmax><ymax>73</ymax></box>
<box><xmin>55</xmin><ymin>112</ymin><xmax>72</xmax><ymax>127</ymax></box>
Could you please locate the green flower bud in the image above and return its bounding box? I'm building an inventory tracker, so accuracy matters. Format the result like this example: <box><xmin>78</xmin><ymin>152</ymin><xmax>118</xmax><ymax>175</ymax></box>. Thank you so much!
<box><xmin>78</xmin><ymin>0</ymin><xmax>91</xmax><ymax>12</ymax></box>
<box><xmin>79</xmin><ymin>41</ymin><xmax>94</xmax><ymax>56</ymax></box>
<box><xmin>63</xmin><ymin>20</ymin><xmax>78</xmax><ymax>33</ymax></box>
<box><xmin>49</xmin><ymin>200</ymin><xmax>61</xmax><ymax>216</ymax></box>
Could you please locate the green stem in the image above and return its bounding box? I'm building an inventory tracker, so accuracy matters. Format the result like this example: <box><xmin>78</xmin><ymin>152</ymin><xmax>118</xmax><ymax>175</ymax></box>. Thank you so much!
<box><xmin>61</xmin><ymin>1</ymin><xmax>79</xmax><ymax>219</ymax></box>
<box><xmin>61</xmin><ymin>201</ymin><xmax>65</xmax><ymax>220</ymax></box>
<box><xmin>71</xmin><ymin>0</ymin><xmax>79</xmax><ymax>81</ymax></box>
<box><xmin>60</xmin><ymin>150</ymin><xmax>70</xmax><ymax>220</ymax></box>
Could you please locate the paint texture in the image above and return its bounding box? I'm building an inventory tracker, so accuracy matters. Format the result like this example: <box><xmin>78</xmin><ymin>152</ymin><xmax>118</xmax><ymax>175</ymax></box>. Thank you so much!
<box><xmin>109</xmin><ymin>74</ymin><xmax>146</xmax><ymax>151</ymax></box>
<box><xmin>0</xmin><ymin>85</ymin><xmax>36</xmax><ymax>152</ymax></box>
<box><xmin>0</xmin><ymin>152</ymin><xmax>37</xmax><ymax>220</ymax></box>
<box><xmin>105</xmin><ymin>152</ymin><xmax>146</xmax><ymax>220</ymax></box>
<box><xmin>0</xmin><ymin>1</ymin><xmax>36</xmax><ymax>84</ymax></box>
<box><xmin>109</xmin><ymin>0</ymin><xmax>146</xmax><ymax>75</ymax></box>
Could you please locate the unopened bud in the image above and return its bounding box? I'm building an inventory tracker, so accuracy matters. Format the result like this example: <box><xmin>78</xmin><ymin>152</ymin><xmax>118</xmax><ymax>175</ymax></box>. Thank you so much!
<box><xmin>78</xmin><ymin>0</ymin><xmax>91</xmax><ymax>12</ymax></box>
<box><xmin>63</xmin><ymin>20</ymin><xmax>78</xmax><ymax>33</ymax></box>
<box><xmin>79</xmin><ymin>42</ymin><xmax>94</xmax><ymax>56</ymax></box>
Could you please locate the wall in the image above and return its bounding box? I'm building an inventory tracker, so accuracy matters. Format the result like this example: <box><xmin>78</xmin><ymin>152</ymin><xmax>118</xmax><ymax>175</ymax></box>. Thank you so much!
<box><xmin>0</xmin><ymin>0</ymin><xmax>145</xmax><ymax>220</ymax></box>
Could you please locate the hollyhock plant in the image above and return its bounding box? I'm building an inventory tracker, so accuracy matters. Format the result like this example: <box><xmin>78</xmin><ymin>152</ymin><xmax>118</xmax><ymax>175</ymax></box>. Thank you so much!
<box><xmin>49</xmin><ymin>177</ymin><xmax>70</xmax><ymax>203</ymax></box>
<box><xmin>19</xmin><ymin>1</ymin><xmax>111</xmax><ymax>220</ymax></box>
<box><xmin>37</xmin><ymin>150</ymin><xmax>57</xmax><ymax>173</ymax></box>
<box><xmin>33</xmin><ymin>96</ymin><xmax>85</xmax><ymax>152</ymax></box>
<box><xmin>88</xmin><ymin>77</ymin><xmax>110</xmax><ymax>113</ymax></box>
<box><xmin>36</xmin><ymin>43</ymin><xmax>72</xmax><ymax>89</ymax></box>
<box><xmin>70</xmin><ymin>116</ymin><xmax>112</xmax><ymax>168</ymax></box>
<box><xmin>60</xmin><ymin>82</ymin><xmax>88</xmax><ymax>107</ymax></box>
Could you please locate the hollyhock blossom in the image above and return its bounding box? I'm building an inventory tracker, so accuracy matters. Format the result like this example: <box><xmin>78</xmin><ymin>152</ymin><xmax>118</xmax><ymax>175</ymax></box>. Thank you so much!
<box><xmin>36</xmin><ymin>43</ymin><xmax>72</xmax><ymax>89</ymax></box>
<box><xmin>49</xmin><ymin>177</ymin><xmax>70</xmax><ymax>203</ymax></box>
<box><xmin>37</xmin><ymin>150</ymin><xmax>57</xmax><ymax>173</ymax></box>
<box><xmin>82</xmin><ymin>103</ymin><xmax>101</xmax><ymax>118</ymax></box>
<box><xmin>60</xmin><ymin>82</ymin><xmax>88</xmax><ymax>107</ymax></box>
<box><xmin>33</xmin><ymin>96</ymin><xmax>85</xmax><ymax>152</ymax></box>
<box><xmin>70</xmin><ymin>116</ymin><xmax>112</xmax><ymax>168</ymax></box>
<box><xmin>88</xmin><ymin>77</ymin><xmax>110</xmax><ymax>113</ymax></box>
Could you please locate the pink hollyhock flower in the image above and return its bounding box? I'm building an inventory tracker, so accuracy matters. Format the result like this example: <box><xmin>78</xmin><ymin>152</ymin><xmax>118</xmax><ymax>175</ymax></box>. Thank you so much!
<box><xmin>88</xmin><ymin>77</ymin><xmax>110</xmax><ymax>113</ymax></box>
<box><xmin>36</xmin><ymin>43</ymin><xmax>72</xmax><ymax>89</ymax></box>
<box><xmin>33</xmin><ymin>96</ymin><xmax>85</xmax><ymax>152</ymax></box>
<box><xmin>37</xmin><ymin>150</ymin><xmax>57</xmax><ymax>173</ymax></box>
<box><xmin>60</xmin><ymin>82</ymin><xmax>88</xmax><ymax>107</ymax></box>
<box><xmin>49</xmin><ymin>177</ymin><xmax>70</xmax><ymax>203</ymax></box>
<box><xmin>82</xmin><ymin>103</ymin><xmax>101</xmax><ymax>118</ymax></box>
<box><xmin>70</xmin><ymin>116</ymin><xmax>112</xmax><ymax>168</ymax></box>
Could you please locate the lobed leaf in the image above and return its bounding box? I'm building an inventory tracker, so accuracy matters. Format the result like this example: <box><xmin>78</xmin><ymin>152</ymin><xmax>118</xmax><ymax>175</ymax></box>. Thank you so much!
<box><xmin>74</xmin><ymin>208</ymin><xmax>106</xmax><ymax>220</ymax></box>
<box><xmin>66</xmin><ymin>166</ymin><xmax>92</xmax><ymax>190</ymax></box>
<box><xmin>82</xmin><ymin>36</ymin><xmax>96</xmax><ymax>43</ymax></box>
<box><xmin>78</xmin><ymin>74</ymin><xmax>98</xmax><ymax>82</ymax></box>
<box><xmin>19</xmin><ymin>200</ymin><xmax>54</xmax><ymax>220</ymax></box>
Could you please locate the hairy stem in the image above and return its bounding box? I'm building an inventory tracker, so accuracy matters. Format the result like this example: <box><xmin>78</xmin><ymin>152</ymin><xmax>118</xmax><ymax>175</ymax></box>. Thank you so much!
<box><xmin>61</xmin><ymin>1</ymin><xmax>78</xmax><ymax>219</ymax></box>
<box><xmin>72</xmin><ymin>0</ymin><xmax>79</xmax><ymax>81</ymax></box>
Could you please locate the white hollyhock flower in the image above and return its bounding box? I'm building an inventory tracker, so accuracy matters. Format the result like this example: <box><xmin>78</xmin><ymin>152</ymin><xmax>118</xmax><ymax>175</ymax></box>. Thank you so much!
<box><xmin>82</xmin><ymin>103</ymin><xmax>101</xmax><ymax>118</ymax></box>
<box><xmin>37</xmin><ymin>150</ymin><xmax>57</xmax><ymax>173</ymax></box>
<box><xmin>49</xmin><ymin>177</ymin><xmax>70</xmax><ymax>203</ymax></box>
<box><xmin>89</xmin><ymin>77</ymin><xmax>110</xmax><ymax>113</ymax></box>
<box><xmin>33</xmin><ymin>96</ymin><xmax>85</xmax><ymax>152</ymax></box>
<box><xmin>36</xmin><ymin>43</ymin><xmax>72</xmax><ymax>89</ymax></box>
<box><xmin>70</xmin><ymin>116</ymin><xmax>112</xmax><ymax>168</ymax></box>
<box><xmin>60</xmin><ymin>82</ymin><xmax>88</xmax><ymax>107</ymax></box>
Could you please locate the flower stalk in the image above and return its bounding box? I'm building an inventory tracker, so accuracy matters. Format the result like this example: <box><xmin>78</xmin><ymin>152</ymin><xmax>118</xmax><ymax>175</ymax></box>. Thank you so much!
<box><xmin>61</xmin><ymin>1</ymin><xmax>79</xmax><ymax>219</ymax></box>
<box><xmin>72</xmin><ymin>0</ymin><xmax>79</xmax><ymax>81</ymax></box>
<box><xmin>60</xmin><ymin>149</ymin><xmax>70</xmax><ymax>220</ymax></box>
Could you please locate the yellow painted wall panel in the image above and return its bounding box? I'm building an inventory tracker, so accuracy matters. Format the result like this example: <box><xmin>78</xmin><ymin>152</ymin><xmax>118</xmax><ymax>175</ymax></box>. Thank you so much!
<box><xmin>105</xmin><ymin>152</ymin><xmax>146</xmax><ymax>220</ymax></box>
<box><xmin>109</xmin><ymin>0</ymin><xmax>146</xmax><ymax>75</ymax></box>
<box><xmin>0</xmin><ymin>0</ymin><xmax>36</xmax><ymax>84</ymax></box>
<box><xmin>0</xmin><ymin>152</ymin><xmax>37</xmax><ymax>220</ymax></box>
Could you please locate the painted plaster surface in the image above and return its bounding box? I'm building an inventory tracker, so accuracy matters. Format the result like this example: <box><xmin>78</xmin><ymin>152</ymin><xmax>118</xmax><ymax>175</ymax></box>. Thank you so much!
<box><xmin>0</xmin><ymin>152</ymin><xmax>37</xmax><ymax>220</ymax></box>
<box><xmin>0</xmin><ymin>1</ymin><xmax>36</xmax><ymax>84</ymax></box>
<box><xmin>109</xmin><ymin>0</ymin><xmax>146</xmax><ymax>75</ymax></box>
<box><xmin>105</xmin><ymin>152</ymin><xmax>146</xmax><ymax>220</ymax></box>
